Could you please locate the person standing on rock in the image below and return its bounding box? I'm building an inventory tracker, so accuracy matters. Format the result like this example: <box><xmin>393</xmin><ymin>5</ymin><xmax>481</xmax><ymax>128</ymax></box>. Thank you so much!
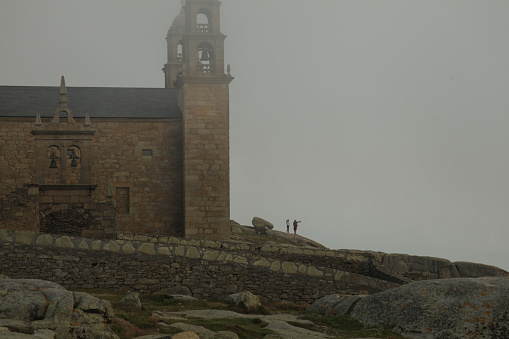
<box><xmin>293</xmin><ymin>220</ymin><xmax>301</xmax><ymax>234</ymax></box>
<box><xmin>286</xmin><ymin>219</ymin><xmax>290</xmax><ymax>233</ymax></box>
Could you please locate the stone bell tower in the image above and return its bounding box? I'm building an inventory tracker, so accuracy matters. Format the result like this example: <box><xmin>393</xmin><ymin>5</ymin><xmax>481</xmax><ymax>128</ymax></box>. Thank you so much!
<box><xmin>167</xmin><ymin>0</ymin><xmax>233</xmax><ymax>240</ymax></box>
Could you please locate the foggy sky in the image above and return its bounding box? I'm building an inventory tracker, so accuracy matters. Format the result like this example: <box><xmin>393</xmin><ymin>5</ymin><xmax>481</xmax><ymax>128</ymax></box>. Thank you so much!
<box><xmin>1</xmin><ymin>0</ymin><xmax>509</xmax><ymax>270</ymax></box>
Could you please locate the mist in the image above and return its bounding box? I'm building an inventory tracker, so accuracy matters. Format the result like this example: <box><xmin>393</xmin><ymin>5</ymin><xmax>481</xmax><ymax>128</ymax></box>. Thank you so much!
<box><xmin>1</xmin><ymin>0</ymin><xmax>508</xmax><ymax>270</ymax></box>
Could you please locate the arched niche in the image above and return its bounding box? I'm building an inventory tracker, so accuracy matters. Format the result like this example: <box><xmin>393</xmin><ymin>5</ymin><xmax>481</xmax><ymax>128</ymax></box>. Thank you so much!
<box><xmin>197</xmin><ymin>8</ymin><xmax>211</xmax><ymax>32</ymax></box>
<box><xmin>66</xmin><ymin>145</ymin><xmax>81</xmax><ymax>184</ymax></box>
<box><xmin>46</xmin><ymin>146</ymin><xmax>61</xmax><ymax>184</ymax></box>
<box><xmin>177</xmin><ymin>41</ymin><xmax>183</xmax><ymax>61</ymax></box>
<box><xmin>197</xmin><ymin>42</ymin><xmax>214</xmax><ymax>73</ymax></box>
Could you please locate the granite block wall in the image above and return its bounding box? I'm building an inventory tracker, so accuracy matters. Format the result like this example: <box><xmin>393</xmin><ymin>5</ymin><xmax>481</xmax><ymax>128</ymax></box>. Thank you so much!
<box><xmin>0</xmin><ymin>229</ymin><xmax>399</xmax><ymax>304</ymax></box>
<box><xmin>0</xmin><ymin>117</ymin><xmax>184</xmax><ymax>236</ymax></box>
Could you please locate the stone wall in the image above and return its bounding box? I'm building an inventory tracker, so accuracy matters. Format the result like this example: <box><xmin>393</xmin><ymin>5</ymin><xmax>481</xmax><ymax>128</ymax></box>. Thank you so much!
<box><xmin>179</xmin><ymin>81</ymin><xmax>231</xmax><ymax>241</ymax></box>
<box><xmin>0</xmin><ymin>185</ymin><xmax>39</xmax><ymax>231</ymax></box>
<box><xmin>0</xmin><ymin>119</ymin><xmax>35</xmax><ymax>197</ymax></box>
<box><xmin>0</xmin><ymin>117</ymin><xmax>184</xmax><ymax>236</ymax></box>
<box><xmin>0</xmin><ymin>229</ymin><xmax>399</xmax><ymax>304</ymax></box>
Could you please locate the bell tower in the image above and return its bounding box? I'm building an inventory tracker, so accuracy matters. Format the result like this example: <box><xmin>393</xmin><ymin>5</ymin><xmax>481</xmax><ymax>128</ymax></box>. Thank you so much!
<box><xmin>170</xmin><ymin>0</ymin><xmax>233</xmax><ymax>240</ymax></box>
<box><xmin>163</xmin><ymin>1</ymin><xmax>185</xmax><ymax>88</ymax></box>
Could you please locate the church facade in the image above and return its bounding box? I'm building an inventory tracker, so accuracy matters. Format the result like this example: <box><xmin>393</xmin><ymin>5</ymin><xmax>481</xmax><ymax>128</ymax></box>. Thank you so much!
<box><xmin>0</xmin><ymin>0</ymin><xmax>233</xmax><ymax>241</ymax></box>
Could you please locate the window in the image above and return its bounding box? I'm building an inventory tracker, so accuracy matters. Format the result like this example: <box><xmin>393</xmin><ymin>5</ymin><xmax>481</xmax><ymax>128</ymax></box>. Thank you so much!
<box><xmin>142</xmin><ymin>149</ymin><xmax>153</xmax><ymax>157</ymax></box>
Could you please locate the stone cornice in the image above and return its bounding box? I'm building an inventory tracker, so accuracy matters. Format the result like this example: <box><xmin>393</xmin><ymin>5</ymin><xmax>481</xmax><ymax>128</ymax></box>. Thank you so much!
<box><xmin>175</xmin><ymin>76</ymin><xmax>234</xmax><ymax>88</ymax></box>
<box><xmin>39</xmin><ymin>184</ymin><xmax>97</xmax><ymax>191</ymax></box>
<box><xmin>31</xmin><ymin>129</ymin><xmax>96</xmax><ymax>136</ymax></box>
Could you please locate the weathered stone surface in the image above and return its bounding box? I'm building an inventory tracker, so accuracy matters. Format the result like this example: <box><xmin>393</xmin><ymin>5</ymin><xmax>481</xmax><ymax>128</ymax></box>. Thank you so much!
<box><xmin>186</xmin><ymin>247</ymin><xmax>201</xmax><ymax>259</ymax></box>
<box><xmin>170</xmin><ymin>323</ymin><xmax>215</xmax><ymax>338</ymax></box>
<box><xmin>281</xmin><ymin>262</ymin><xmax>297</xmax><ymax>274</ymax></box>
<box><xmin>203</xmin><ymin>251</ymin><xmax>219</xmax><ymax>261</ymax></box>
<box><xmin>252</xmin><ymin>217</ymin><xmax>274</xmax><ymax>234</ymax></box>
<box><xmin>120</xmin><ymin>291</ymin><xmax>142</xmax><ymax>310</ymax></box>
<box><xmin>78</xmin><ymin>239</ymin><xmax>89</xmax><ymax>250</ymax></box>
<box><xmin>139</xmin><ymin>243</ymin><xmax>156</xmax><ymax>255</ymax></box>
<box><xmin>331</xmin><ymin>295</ymin><xmax>366</xmax><ymax>315</ymax></box>
<box><xmin>121</xmin><ymin>242</ymin><xmax>136</xmax><ymax>254</ymax></box>
<box><xmin>307</xmin><ymin>294</ymin><xmax>352</xmax><ymax>315</ymax></box>
<box><xmin>454</xmin><ymin>261</ymin><xmax>508</xmax><ymax>278</ymax></box>
<box><xmin>225</xmin><ymin>291</ymin><xmax>261</xmax><ymax>312</ymax></box>
<box><xmin>270</xmin><ymin>261</ymin><xmax>281</xmax><ymax>272</ymax></box>
<box><xmin>92</xmin><ymin>240</ymin><xmax>102</xmax><ymax>250</ymax></box>
<box><xmin>252</xmin><ymin>217</ymin><xmax>274</xmax><ymax>229</ymax></box>
<box><xmin>233</xmin><ymin>256</ymin><xmax>248</xmax><ymax>265</ymax></box>
<box><xmin>55</xmin><ymin>236</ymin><xmax>74</xmax><ymax>249</ymax></box>
<box><xmin>307</xmin><ymin>266</ymin><xmax>322</xmax><ymax>277</ymax></box>
<box><xmin>214</xmin><ymin>331</ymin><xmax>239</xmax><ymax>339</ymax></box>
<box><xmin>171</xmin><ymin>333</ymin><xmax>200</xmax><ymax>339</ymax></box>
<box><xmin>331</xmin><ymin>276</ymin><xmax>509</xmax><ymax>338</ymax></box>
<box><xmin>35</xmin><ymin>234</ymin><xmax>53</xmax><ymax>247</ymax></box>
<box><xmin>253</xmin><ymin>258</ymin><xmax>270</xmax><ymax>268</ymax></box>
<box><xmin>164</xmin><ymin>310</ymin><xmax>328</xmax><ymax>339</ymax></box>
<box><xmin>380</xmin><ymin>253</ymin><xmax>508</xmax><ymax>281</ymax></box>
<box><xmin>158</xmin><ymin>247</ymin><xmax>171</xmax><ymax>256</ymax></box>
<box><xmin>103</xmin><ymin>241</ymin><xmax>121</xmax><ymax>253</ymax></box>
<box><xmin>0</xmin><ymin>278</ymin><xmax>117</xmax><ymax>338</ymax></box>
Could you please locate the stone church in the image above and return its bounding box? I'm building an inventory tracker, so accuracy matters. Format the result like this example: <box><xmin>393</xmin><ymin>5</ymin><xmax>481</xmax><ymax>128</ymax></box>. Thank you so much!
<box><xmin>0</xmin><ymin>0</ymin><xmax>233</xmax><ymax>241</ymax></box>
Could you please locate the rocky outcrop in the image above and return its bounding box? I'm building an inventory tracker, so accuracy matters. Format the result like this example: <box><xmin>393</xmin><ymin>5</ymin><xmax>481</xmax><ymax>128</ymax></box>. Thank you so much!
<box><xmin>225</xmin><ymin>291</ymin><xmax>262</xmax><ymax>312</ymax></box>
<box><xmin>380</xmin><ymin>253</ymin><xmax>507</xmax><ymax>281</ymax></box>
<box><xmin>0</xmin><ymin>278</ymin><xmax>117</xmax><ymax>339</ymax></box>
<box><xmin>120</xmin><ymin>291</ymin><xmax>142</xmax><ymax>309</ymax></box>
<box><xmin>309</xmin><ymin>276</ymin><xmax>509</xmax><ymax>338</ymax></box>
<box><xmin>306</xmin><ymin>294</ymin><xmax>354</xmax><ymax>315</ymax></box>
<box><xmin>252</xmin><ymin>217</ymin><xmax>274</xmax><ymax>234</ymax></box>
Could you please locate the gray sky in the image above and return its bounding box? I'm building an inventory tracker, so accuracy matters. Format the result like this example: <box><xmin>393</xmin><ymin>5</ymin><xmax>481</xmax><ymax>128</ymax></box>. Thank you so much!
<box><xmin>1</xmin><ymin>0</ymin><xmax>509</xmax><ymax>271</ymax></box>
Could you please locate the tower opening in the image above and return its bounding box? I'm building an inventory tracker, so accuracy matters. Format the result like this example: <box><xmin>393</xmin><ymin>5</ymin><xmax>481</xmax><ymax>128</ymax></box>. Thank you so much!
<box><xmin>177</xmin><ymin>41</ymin><xmax>183</xmax><ymax>62</ymax></box>
<box><xmin>197</xmin><ymin>43</ymin><xmax>214</xmax><ymax>73</ymax></box>
<box><xmin>197</xmin><ymin>9</ymin><xmax>210</xmax><ymax>32</ymax></box>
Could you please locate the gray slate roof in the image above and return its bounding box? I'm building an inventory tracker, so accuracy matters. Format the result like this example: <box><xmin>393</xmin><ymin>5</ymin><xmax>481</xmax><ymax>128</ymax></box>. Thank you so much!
<box><xmin>0</xmin><ymin>86</ymin><xmax>181</xmax><ymax>119</ymax></box>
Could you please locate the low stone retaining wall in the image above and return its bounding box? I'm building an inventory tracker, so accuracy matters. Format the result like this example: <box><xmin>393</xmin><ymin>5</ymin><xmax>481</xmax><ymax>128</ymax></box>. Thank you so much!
<box><xmin>0</xmin><ymin>229</ymin><xmax>399</xmax><ymax>304</ymax></box>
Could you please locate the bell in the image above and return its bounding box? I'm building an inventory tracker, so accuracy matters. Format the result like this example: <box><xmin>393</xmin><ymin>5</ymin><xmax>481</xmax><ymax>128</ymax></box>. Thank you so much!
<box><xmin>49</xmin><ymin>159</ymin><xmax>57</xmax><ymax>169</ymax></box>
<box><xmin>70</xmin><ymin>153</ymin><xmax>78</xmax><ymax>167</ymax></box>
<box><xmin>200</xmin><ymin>50</ymin><xmax>210</xmax><ymax>61</ymax></box>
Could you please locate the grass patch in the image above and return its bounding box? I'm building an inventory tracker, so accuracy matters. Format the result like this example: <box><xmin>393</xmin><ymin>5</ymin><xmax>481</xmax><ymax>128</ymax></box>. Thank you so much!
<box><xmin>71</xmin><ymin>288</ymin><xmax>404</xmax><ymax>339</ymax></box>
<box><xmin>268</xmin><ymin>301</ymin><xmax>310</xmax><ymax>313</ymax></box>
<box><xmin>302</xmin><ymin>314</ymin><xmax>405</xmax><ymax>338</ymax></box>
<box><xmin>141</xmin><ymin>294</ymin><xmax>179</xmax><ymax>306</ymax></box>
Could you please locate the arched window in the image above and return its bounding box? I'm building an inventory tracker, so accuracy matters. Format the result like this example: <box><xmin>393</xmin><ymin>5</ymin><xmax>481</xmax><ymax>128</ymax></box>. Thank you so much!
<box><xmin>46</xmin><ymin>145</ymin><xmax>61</xmax><ymax>184</ymax></box>
<box><xmin>197</xmin><ymin>9</ymin><xmax>210</xmax><ymax>32</ymax></box>
<box><xmin>177</xmin><ymin>41</ymin><xmax>183</xmax><ymax>62</ymax></box>
<box><xmin>48</xmin><ymin>146</ymin><xmax>61</xmax><ymax>169</ymax></box>
<box><xmin>197</xmin><ymin>43</ymin><xmax>214</xmax><ymax>73</ymax></box>
<box><xmin>66</xmin><ymin>145</ymin><xmax>81</xmax><ymax>184</ymax></box>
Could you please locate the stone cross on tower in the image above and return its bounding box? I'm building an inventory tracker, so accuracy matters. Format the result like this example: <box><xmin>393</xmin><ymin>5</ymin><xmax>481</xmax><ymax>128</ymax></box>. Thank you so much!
<box><xmin>50</xmin><ymin>76</ymin><xmax>77</xmax><ymax>125</ymax></box>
